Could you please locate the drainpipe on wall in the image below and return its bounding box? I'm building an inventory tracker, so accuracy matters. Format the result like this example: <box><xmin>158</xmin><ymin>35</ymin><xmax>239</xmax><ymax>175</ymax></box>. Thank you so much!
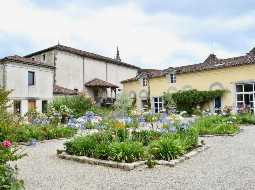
<box><xmin>3</xmin><ymin>63</ymin><xmax>6</xmax><ymax>89</ymax></box>
<box><xmin>106</xmin><ymin>62</ymin><xmax>108</xmax><ymax>81</ymax></box>
<box><xmin>53</xmin><ymin>50</ymin><xmax>57</xmax><ymax>85</ymax></box>
<box><xmin>82</xmin><ymin>57</ymin><xmax>85</xmax><ymax>92</ymax></box>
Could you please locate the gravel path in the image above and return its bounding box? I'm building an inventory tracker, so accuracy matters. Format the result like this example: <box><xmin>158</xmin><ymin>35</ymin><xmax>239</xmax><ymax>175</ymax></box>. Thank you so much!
<box><xmin>15</xmin><ymin>126</ymin><xmax>255</xmax><ymax>190</ymax></box>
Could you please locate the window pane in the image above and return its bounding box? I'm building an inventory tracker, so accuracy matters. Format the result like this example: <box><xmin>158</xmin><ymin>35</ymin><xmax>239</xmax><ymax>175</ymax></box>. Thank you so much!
<box><xmin>237</xmin><ymin>102</ymin><xmax>244</xmax><ymax>108</ymax></box>
<box><xmin>236</xmin><ymin>85</ymin><xmax>243</xmax><ymax>92</ymax></box>
<box><xmin>237</xmin><ymin>94</ymin><xmax>243</xmax><ymax>101</ymax></box>
<box><xmin>244</xmin><ymin>84</ymin><xmax>253</xmax><ymax>92</ymax></box>
<box><xmin>250</xmin><ymin>94</ymin><xmax>254</xmax><ymax>101</ymax></box>
<box><xmin>42</xmin><ymin>100</ymin><xmax>48</xmax><ymax>113</ymax></box>
<box><xmin>28</xmin><ymin>71</ymin><xmax>35</xmax><ymax>85</ymax></box>
<box><xmin>214</xmin><ymin>97</ymin><xmax>221</xmax><ymax>109</ymax></box>
<box><xmin>14</xmin><ymin>101</ymin><xmax>21</xmax><ymax>114</ymax></box>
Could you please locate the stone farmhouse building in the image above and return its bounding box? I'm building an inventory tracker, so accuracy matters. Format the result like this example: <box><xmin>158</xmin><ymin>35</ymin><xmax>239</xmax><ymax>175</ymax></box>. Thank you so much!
<box><xmin>25</xmin><ymin>44</ymin><xmax>140</xmax><ymax>104</ymax></box>
<box><xmin>0</xmin><ymin>44</ymin><xmax>140</xmax><ymax>115</ymax></box>
<box><xmin>122</xmin><ymin>47</ymin><xmax>255</xmax><ymax>114</ymax></box>
<box><xmin>0</xmin><ymin>55</ymin><xmax>54</xmax><ymax>115</ymax></box>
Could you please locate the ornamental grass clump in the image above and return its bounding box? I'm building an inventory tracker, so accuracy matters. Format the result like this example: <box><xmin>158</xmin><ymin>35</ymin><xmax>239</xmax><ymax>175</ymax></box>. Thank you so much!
<box><xmin>64</xmin><ymin>130</ymin><xmax>145</xmax><ymax>162</ymax></box>
<box><xmin>236</xmin><ymin>113</ymin><xmax>255</xmax><ymax>125</ymax></box>
<box><xmin>148</xmin><ymin>135</ymin><xmax>184</xmax><ymax>161</ymax></box>
<box><xmin>109</xmin><ymin>141</ymin><xmax>144</xmax><ymax>163</ymax></box>
<box><xmin>192</xmin><ymin>115</ymin><xmax>239</xmax><ymax>135</ymax></box>
<box><xmin>131</xmin><ymin>130</ymin><xmax>161</xmax><ymax>146</ymax></box>
<box><xmin>148</xmin><ymin>127</ymin><xmax>199</xmax><ymax>161</ymax></box>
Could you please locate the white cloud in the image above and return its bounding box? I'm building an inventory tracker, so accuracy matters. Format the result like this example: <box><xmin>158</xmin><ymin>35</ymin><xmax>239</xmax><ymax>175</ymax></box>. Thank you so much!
<box><xmin>0</xmin><ymin>0</ymin><xmax>254</xmax><ymax>69</ymax></box>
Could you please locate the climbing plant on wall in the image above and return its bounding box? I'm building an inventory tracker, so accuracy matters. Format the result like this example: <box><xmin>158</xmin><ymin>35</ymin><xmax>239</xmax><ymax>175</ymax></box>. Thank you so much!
<box><xmin>163</xmin><ymin>89</ymin><xmax>226</xmax><ymax>115</ymax></box>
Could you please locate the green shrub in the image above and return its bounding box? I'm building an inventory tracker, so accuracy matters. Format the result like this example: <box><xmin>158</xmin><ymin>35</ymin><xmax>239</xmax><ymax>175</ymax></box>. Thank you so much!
<box><xmin>65</xmin><ymin>131</ymin><xmax>113</xmax><ymax>157</ymax></box>
<box><xmin>6</xmin><ymin>124</ymin><xmax>76</xmax><ymax>142</ymax></box>
<box><xmin>94</xmin><ymin>144</ymin><xmax>110</xmax><ymax>160</ymax></box>
<box><xmin>65</xmin><ymin>135</ymin><xmax>98</xmax><ymax>156</ymax></box>
<box><xmin>192</xmin><ymin>116</ymin><xmax>239</xmax><ymax>135</ymax></box>
<box><xmin>89</xmin><ymin>106</ymin><xmax>112</xmax><ymax>117</ymax></box>
<box><xmin>177</xmin><ymin>127</ymin><xmax>198</xmax><ymax>150</ymax></box>
<box><xmin>0</xmin><ymin>165</ymin><xmax>24</xmax><ymax>190</ymax></box>
<box><xmin>143</xmin><ymin>113</ymin><xmax>161</xmax><ymax>123</ymax></box>
<box><xmin>109</xmin><ymin>141</ymin><xmax>144</xmax><ymax>163</ymax></box>
<box><xmin>148</xmin><ymin>135</ymin><xmax>185</xmax><ymax>160</ymax></box>
<box><xmin>131</xmin><ymin>130</ymin><xmax>161</xmax><ymax>146</ymax></box>
<box><xmin>50</xmin><ymin>96</ymin><xmax>93</xmax><ymax>118</ymax></box>
<box><xmin>165</xmin><ymin>90</ymin><xmax>225</xmax><ymax>115</ymax></box>
<box><xmin>236</xmin><ymin>113</ymin><xmax>255</xmax><ymax>125</ymax></box>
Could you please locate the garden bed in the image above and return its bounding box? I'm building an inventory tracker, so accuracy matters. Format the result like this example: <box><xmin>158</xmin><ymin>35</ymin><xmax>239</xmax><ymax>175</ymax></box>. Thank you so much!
<box><xmin>57</xmin><ymin>143</ymin><xmax>209</xmax><ymax>170</ymax></box>
<box><xmin>57</xmin><ymin>124</ymin><xmax>201</xmax><ymax>170</ymax></box>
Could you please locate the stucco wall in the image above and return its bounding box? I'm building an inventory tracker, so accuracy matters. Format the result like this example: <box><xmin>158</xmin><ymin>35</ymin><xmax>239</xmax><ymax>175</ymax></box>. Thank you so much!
<box><xmin>31</xmin><ymin>50</ymin><xmax>55</xmax><ymax>66</ymax></box>
<box><xmin>54</xmin><ymin>50</ymin><xmax>138</xmax><ymax>94</ymax></box>
<box><xmin>0</xmin><ymin>64</ymin><xmax>4</xmax><ymax>87</ymax></box>
<box><xmin>123</xmin><ymin>64</ymin><xmax>255</xmax><ymax>112</ymax></box>
<box><xmin>5</xmin><ymin>62</ymin><xmax>54</xmax><ymax>115</ymax></box>
<box><xmin>5</xmin><ymin>62</ymin><xmax>54</xmax><ymax>99</ymax></box>
<box><xmin>55</xmin><ymin>51</ymin><xmax>84</xmax><ymax>91</ymax></box>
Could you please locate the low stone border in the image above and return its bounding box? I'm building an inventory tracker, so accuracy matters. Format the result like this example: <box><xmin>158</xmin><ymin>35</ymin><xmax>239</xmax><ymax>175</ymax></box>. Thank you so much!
<box><xmin>199</xmin><ymin>129</ymin><xmax>242</xmax><ymax>137</ymax></box>
<box><xmin>155</xmin><ymin>144</ymin><xmax>210</xmax><ymax>167</ymax></box>
<box><xmin>57</xmin><ymin>144</ymin><xmax>209</xmax><ymax>170</ymax></box>
<box><xmin>57</xmin><ymin>151</ymin><xmax>145</xmax><ymax>171</ymax></box>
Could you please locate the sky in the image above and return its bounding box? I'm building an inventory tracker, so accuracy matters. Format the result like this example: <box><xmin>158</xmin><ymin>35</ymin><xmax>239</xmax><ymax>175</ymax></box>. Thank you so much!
<box><xmin>0</xmin><ymin>0</ymin><xmax>255</xmax><ymax>69</ymax></box>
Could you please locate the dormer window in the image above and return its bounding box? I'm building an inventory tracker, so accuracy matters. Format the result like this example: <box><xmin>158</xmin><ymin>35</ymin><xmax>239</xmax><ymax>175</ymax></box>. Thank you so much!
<box><xmin>170</xmin><ymin>73</ymin><xmax>176</xmax><ymax>83</ymax></box>
<box><xmin>142</xmin><ymin>78</ymin><xmax>148</xmax><ymax>87</ymax></box>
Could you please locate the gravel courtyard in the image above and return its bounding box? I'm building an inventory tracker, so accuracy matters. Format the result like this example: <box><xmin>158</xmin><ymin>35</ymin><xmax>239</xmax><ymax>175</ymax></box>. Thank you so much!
<box><xmin>15</xmin><ymin>126</ymin><xmax>255</xmax><ymax>190</ymax></box>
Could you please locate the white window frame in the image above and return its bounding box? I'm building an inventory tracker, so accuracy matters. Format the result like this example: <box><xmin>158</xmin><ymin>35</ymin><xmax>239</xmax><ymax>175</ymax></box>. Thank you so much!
<box><xmin>28</xmin><ymin>71</ymin><xmax>35</xmax><ymax>86</ymax></box>
<box><xmin>153</xmin><ymin>96</ymin><xmax>163</xmax><ymax>113</ymax></box>
<box><xmin>170</xmin><ymin>73</ymin><xmax>176</xmax><ymax>83</ymax></box>
<box><xmin>142</xmin><ymin>78</ymin><xmax>148</xmax><ymax>87</ymax></box>
<box><xmin>236</xmin><ymin>83</ymin><xmax>255</xmax><ymax>114</ymax></box>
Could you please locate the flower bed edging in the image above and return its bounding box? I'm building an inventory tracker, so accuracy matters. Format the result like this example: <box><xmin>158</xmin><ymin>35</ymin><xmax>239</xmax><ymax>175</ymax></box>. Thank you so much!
<box><xmin>57</xmin><ymin>151</ymin><xmax>145</xmax><ymax>171</ymax></box>
<box><xmin>199</xmin><ymin>129</ymin><xmax>242</xmax><ymax>137</ymax></box>
<box><xmin>57</xmin><ymin>144</ymin><xmax>209</xmax><ymax>170</ymax></box>
<box><xmin>155</xmin><ymin>144</ymin><xmax>210</xmax><ymax>167</ymax></box>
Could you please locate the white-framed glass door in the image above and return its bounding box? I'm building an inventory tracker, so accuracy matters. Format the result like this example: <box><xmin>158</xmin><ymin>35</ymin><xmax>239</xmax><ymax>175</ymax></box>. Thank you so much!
<box><xmin>153</xmin><ymin>97</ymin><xmax>163</xmax><ymax>113</ymax></box>
<box><xmin>236</xmin><ymin>83</ymin><xmax>255</xmax><ymax>114</ymax></box>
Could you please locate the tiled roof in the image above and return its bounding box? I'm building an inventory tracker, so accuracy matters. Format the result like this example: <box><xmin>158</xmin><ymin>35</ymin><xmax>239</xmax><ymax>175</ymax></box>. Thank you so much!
<box><xmin>25</xmin><ymin>44</ymin><xmax>140</xmax><ymax>70</ymax></box>
<box><xmin>121</xmin><ymin>69</ymin><xmax>163</xmax><ymax>83</ymax></box>
<box><xmin>53</xmin><ymin>85</ymin><xmax>78</xmax><ymax>95</ymax></box>
<box><xmin>122</xmin><ymin>49</ymin><xmax>255</xmax><ymax>83</ymax></box>
<box><xmin>85</xmin><ymin>78</ymin><xmax>118</xmax><ymax>88</ymax></box>
<box><xmin>0</xmin><ymin>55</ymin><xmax>55</xmax><ymax>69</ymax></box>
<box><xmin>175</xmin><ymin>53</ymin><xmax>255</xmax><ymax>74</ymax></box>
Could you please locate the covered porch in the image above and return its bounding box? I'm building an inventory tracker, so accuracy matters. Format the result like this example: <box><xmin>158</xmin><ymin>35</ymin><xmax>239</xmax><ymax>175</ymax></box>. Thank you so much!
<box><xmin>85</xmin><ymin>78</ymin><xmax>118</xmax><ymax>106</ymax></box>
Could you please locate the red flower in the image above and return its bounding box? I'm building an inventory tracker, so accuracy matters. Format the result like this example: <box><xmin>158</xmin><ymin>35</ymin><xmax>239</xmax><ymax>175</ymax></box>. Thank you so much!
<box><xmin>2</xmin><ymin>140</ymin><xmax>12</xmax><ymax>148</ymax></box>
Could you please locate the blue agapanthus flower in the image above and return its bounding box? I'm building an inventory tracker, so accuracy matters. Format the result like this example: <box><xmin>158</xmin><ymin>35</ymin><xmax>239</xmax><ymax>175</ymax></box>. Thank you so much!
<box><xmin>169</xmin><ymin>127</ymin><xmax>177</xmax><ymax>133</ymax></box>
<box><xmin>139</xmin><ymin>116</ymin><xmax>145</xmax><ymax>123</ymax></box>
<box><xmin>178</xmin><ymin>123</ymin><xmax>190</xmax><ymax>131</ymax></box>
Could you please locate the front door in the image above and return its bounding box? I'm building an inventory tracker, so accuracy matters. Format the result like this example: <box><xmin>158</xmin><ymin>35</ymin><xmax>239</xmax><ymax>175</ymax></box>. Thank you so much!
<box><xmin>28</xmin><ymin>100</ymin><xmax>36</xmax><ymax>112</ymax></box>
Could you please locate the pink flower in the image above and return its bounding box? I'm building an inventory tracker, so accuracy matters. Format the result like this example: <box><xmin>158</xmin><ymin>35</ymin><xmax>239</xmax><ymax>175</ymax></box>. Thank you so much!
<box><xmin>2</xmin><ymin>140</ymin><xmax>12</xmax><ymax>148</ymax></box>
